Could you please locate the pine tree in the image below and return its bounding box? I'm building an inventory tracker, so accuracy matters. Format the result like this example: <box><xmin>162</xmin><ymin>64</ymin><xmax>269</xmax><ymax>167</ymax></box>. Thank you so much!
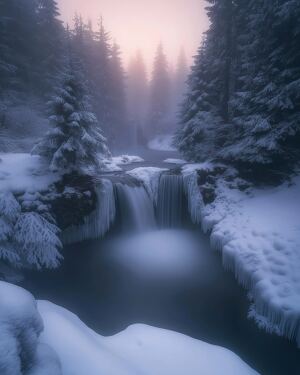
<box><xmin>149</xmin><ymin>43</ymin><xmax>171</xmax><ymax>137</ymax></box>
<box><xmin>35</xmin><ymin>0</ymin><xmax>64</xmax><ymax>92</ymax></box>
<box><xmin>109</xmin><ymin>42</ymin><xmax>127</xmax><ymax>147</ymax></box>
<box><xmin>32</xmin><ymin>60</ymin><xmax>110</xmax><ymax>174</ymax></box>
<box><xmin>127</xmin><ymin>50</ymin><xmax>148</xmax><ymax>145</ymax></box>
<box><xmin>175</xmin><ymin>41</ymin><xmax>223</xmax><ymax>161</ymax></box>
<box><xmin>221</xmin><ymin>0</ymin><xmax>300</xmax><ymax>167</ymax></box>
<box><xmin>174</xmin><ymin>48</ymin><xmax>189</xmax><ymax>107</ymax></box>
<box><xmin>94</xmin><ymin>17</ymin><xmax>113</xmax><ymax>140</ymax></box>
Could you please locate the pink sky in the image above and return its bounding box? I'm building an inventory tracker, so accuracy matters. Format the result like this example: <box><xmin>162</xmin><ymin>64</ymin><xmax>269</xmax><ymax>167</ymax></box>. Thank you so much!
<box><xmin>57</xmin><ymin>0</ymin><xmax>209</xmax><ymax>73</ymax></box>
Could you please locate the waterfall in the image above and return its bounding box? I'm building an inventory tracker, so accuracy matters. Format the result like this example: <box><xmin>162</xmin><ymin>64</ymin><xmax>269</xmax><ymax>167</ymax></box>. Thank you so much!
<box><xmin>61</xmin><ymin>179</ymin><xmax>116</xmax><ymax>244</ymax></box>
<box><xmin>115</xmin><ymin>183</ymin><xmax>156</xmax><ymax>232</ymax></box>
<box><xmin>156</xmin><ymin>174</ymin><xmax>186</xmax><ymax>228</ymax></box>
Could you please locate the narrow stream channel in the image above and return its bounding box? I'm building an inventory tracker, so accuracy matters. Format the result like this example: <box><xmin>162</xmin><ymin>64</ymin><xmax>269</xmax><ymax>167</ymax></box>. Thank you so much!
<box><xmin>22</xmin><ymin>153</ymin><xmax>300</xmax><ymax>375</ymax></box>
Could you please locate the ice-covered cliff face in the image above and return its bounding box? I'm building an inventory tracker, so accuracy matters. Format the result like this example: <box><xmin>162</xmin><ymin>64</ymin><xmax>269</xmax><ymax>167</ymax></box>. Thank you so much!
<box><xmin>61</xmin><ymin>179</ymin><xmax>116</xmax><ymax>244</ymax></box>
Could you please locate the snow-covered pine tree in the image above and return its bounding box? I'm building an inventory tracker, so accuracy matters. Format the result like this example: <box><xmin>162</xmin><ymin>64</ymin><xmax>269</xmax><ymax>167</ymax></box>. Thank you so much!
<box><xmin>0</xmin><ymin>192</ymin><xmax>63</xmax><ymax>269</ymax></box>
<box><xmin>0</xmin><ymin>192</ymin><xmax>21</xmax><ymax>266</ymax></box>
<box><xmin>14</xmin><ymin>212</ymin><xmax>63</xmax><ymax>269</ymax></box>
<box><xmin>175</xmin><ymin>0</ymin><xmax>236</xmax><ymax>162</ymax></box>
<box><xmin>221</xmin><ymin>0</ymin><xmax>300</xmax><ymax>168</ymax></box>
<box><xmin>32</xmin><ymin>60</ymin><xmax>110</xmax><ymax>174</ymax></box>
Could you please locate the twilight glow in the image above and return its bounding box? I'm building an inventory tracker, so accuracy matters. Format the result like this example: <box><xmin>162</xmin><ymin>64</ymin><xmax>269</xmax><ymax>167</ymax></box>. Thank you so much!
<box><xmin>57</xmin><ymin>0</ymin><xmax>209</xmax><ymax>71</ymax></box>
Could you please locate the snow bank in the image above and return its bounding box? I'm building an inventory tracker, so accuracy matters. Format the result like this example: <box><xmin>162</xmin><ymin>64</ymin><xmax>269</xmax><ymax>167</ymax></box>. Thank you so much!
<box><xmin>183</xmin><ymin>164</ymin><xmax>300</xmax><ymax>347</ymax></box>
<box><xmin>0</xmin><ymin>153</ymin><xmax>59</xmax><ymax>193</ymax></box>
<box><xmin>103</xmin><ymin>155</ymin><xmax>144</xmax><ymax>172</ymax></box>
<box><xmin>127</xmin><ymin>167</ymin><xmax>168</xmax><ymax>203</ymax></box>
<box><xmin>148</xmin><ymin>134</ymin><xmax>177</xmax><ymax>151</ymax></box>
<box><xmin>38</xmin><ymin>300</ymin><xmax>258</xmax><ymax>375</ymax></box>
<box><xmin>0</xmin><ymin>281</ymin><xmax>61</xmax><ymax>375</ymax></box>
<box><xmin>61</xmin><ymin>179</ymin><xmax>116</xmax><ymax>244</ymax></box>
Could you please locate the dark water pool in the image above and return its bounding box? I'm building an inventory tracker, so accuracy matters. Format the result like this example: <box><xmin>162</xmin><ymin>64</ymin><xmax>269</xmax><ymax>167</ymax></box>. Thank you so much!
<box><xmin>22</xmin><ymin>228</ymin><xmax>300</xmax><ymax>375</ymax></box>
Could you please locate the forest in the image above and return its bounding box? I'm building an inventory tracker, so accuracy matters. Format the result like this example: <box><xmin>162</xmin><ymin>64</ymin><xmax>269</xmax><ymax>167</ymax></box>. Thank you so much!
<box><xmin>0</xmin><ymin>1</ymin><xmax>300</xmax><ymax>375</ymax></box>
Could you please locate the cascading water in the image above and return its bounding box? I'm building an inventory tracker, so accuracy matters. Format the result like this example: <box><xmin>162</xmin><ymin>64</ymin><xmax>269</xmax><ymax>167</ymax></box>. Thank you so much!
<box><xmin>156</xmin><ymin>174</ymin><xmax>187</xmax><ymax>228</ymax></box>
<box><xmin>114</xmin><ymin>183</ymin><xmax>156</xmax><ymax>232</ymax></box>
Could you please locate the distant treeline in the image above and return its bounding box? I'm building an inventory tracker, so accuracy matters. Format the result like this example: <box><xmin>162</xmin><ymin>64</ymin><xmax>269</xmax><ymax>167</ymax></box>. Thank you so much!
<box><xmin>0</xmin><ymin>0</ymin><xmax>190</xmax><ymax>149</ymax></box>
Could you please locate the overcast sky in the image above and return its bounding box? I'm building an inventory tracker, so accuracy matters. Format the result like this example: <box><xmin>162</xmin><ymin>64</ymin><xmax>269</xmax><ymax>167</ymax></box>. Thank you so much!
<box><xmin>57</xmin><ymin>0</ymin><xmax>209</xmax><ymax>73</ymax></box>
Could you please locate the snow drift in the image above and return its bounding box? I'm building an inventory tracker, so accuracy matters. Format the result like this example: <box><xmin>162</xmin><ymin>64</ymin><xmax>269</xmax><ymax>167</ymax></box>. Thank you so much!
<box><xmin>0</xmin><ymin>281</ymin><xmax>259</xmax><ymax>375</ymax></box>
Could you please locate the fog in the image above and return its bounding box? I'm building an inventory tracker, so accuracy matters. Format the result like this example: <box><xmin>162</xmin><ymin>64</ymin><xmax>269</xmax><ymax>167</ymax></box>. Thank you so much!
<box><xmin>57</xmin><ymin>0</ymin><xmax>209</xmax><ymax>70</ymax></box>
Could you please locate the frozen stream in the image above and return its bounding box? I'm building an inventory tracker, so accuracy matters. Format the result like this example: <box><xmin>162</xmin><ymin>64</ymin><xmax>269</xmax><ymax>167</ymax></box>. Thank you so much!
<box><xmin>22</xmin><ymin>150</ymin><xmax>300</xmax><ymax>375</ymax></box>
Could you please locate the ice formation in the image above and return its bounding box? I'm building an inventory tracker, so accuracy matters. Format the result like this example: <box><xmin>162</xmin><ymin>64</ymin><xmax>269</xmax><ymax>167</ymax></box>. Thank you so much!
<box><xmin>182</xmin><ymin>164</ymin><xmax>300</xmax><ymax>347</ymax></box>
<box><xmin>61</xmin><ymin>179</ymin><xmax>116</xmax><ymax>244</ymax></box>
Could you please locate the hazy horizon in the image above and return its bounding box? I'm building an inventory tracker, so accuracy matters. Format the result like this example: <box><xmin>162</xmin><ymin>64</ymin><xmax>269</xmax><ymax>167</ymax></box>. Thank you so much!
<box><xmin>57</xmin><ymin>0</ymin><xmax>209</xmax><ymax>73</ymax></box>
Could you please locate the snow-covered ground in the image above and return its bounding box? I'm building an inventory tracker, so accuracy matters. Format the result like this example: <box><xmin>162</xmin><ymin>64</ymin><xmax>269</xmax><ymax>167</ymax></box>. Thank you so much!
<box><xmin>103</xmin><ymin>155</ymin><xmax>144</xmax><ymax>172</ymax></box>
<box><xmin>0</xmin><ymin>281</ymin><xmax>259</xmax><ymax>375</ymax></box>
<box><xmin>148</xmin><ymin>134</ymin><xmax>177</xmax><ymax>152</ymax></box>
<box><xmin>183</xmin><ymin>164</ymin><xmax>300</xmax><ymax>346</ymax></box>
<box><xmin>0</xmin><ymin>153</ymin><xmax>59</xmax><ymax>193</ymax></box>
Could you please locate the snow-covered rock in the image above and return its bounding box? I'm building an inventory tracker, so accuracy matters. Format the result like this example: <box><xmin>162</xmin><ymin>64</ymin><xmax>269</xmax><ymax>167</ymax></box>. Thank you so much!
<box><xmin>183</xmin><ymin>164</ymin><xmax>300</xmax><ymax>347</ymax></box>
<box><xmin>127</xmin><ymin>167</ymin><xmax>168</xmax><ymax>203</ymax></box>
<box><xmin>0</xmin><ymin>281</ymin><xmax>61</xmax><ymax>375</ymax></box>
<box><xmin>103</xmin><ymin>155</ymin><xmax>144</xmax><ymax>172</ymax></box>
<box><xmin>148</xmin><ymin>134</ymin><xmax>177</xmax><ymax>152</ymax></box>
<box><xmin>0</xmin><ymin>153</ymin><xmax>59</xmax><ymax>193</ymax></box>
<box><xmin>38</xmin><ymin>300</ymin><xmax>258</xmax><ymax>375</ymax></box>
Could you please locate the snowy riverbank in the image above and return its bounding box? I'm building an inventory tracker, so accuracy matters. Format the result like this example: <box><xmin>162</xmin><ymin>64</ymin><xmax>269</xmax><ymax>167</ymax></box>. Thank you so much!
<box><xmin>0</xmin><ymin>281</ymin><xmax>259</xmax><ymax>375</ymax></box>
<box><xmin>183</xmin><ymin>164</ymin><xmax>300</xmax><ymax>347</ymax></box>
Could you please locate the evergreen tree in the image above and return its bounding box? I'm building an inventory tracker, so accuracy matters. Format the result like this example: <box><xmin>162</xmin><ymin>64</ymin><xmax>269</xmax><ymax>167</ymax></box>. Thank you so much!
<box><xmin>33</xmin><ymin>61</ymin><xmax>110</xmax><ymax>174</ymax></box>
<box><xmin>109</xmin><ymin>42</ymin><xmax>127</xmax><ymax>146</ymax></box>
<box><xmin>221</xmin><ymin>0</ymin><xmax>300</xmax><ymax>167</ymax></box>
<box><xmin>149</xmin><ymin>43</ymin><xmax>171</xmax><ymax>137</ymax></box>
<box><xmin>35</xmin><ymin>0</ymin><xmax>64</xmax><ymax>92</ymax></box>
<box><xmin>176</xmin><ymin>0</ymin><xmax>300</xmax><ymax>171</ymax></box>
<box><xmin>94</xmin><ymin>17</ymin><xmax>113</xmax><ymax>140</ymax></box>
<box><xmin>174</xmin><ymin>48</ymin><xmax>189</xmax><ymax>107</ymax></box>
<box><xmin>127</xmin><ymin>50</ymin><xmax>148</xmax><ymax>144</ymax></box>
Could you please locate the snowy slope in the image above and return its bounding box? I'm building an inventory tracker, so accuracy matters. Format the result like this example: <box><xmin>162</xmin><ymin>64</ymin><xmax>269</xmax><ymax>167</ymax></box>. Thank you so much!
<box><xmin>183</xmin><ymin>165</ymin><xmax>300</xmax><ymax>346</ymax></box>
<box><xmin>0</xmin><ymin>281</ymin><xmax>259</xmax><ymax>375</ymax></box>
<box><xmin>38</xmin><ymin>300</ymin><xmax>259</xmax><ymax>375</ymax></box>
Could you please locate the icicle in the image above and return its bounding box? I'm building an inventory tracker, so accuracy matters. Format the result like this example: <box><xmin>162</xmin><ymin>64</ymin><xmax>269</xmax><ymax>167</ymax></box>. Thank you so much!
<box><xmin>61</xmin><ymin>179</ymin><xmax>116</xmax><ymax>244</ymax></box>
<box><xmin>183</xmin><ymin>172</ymin><xmax>203</xmax><ymax>225</ymax></box>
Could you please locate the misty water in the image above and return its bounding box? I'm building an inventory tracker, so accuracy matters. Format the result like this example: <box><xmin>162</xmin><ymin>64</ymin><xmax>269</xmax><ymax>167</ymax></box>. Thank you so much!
<box><xmin>22</xmin><ymin>157</ymin><xmax>300</xmax><ymax>375</ymax></box>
